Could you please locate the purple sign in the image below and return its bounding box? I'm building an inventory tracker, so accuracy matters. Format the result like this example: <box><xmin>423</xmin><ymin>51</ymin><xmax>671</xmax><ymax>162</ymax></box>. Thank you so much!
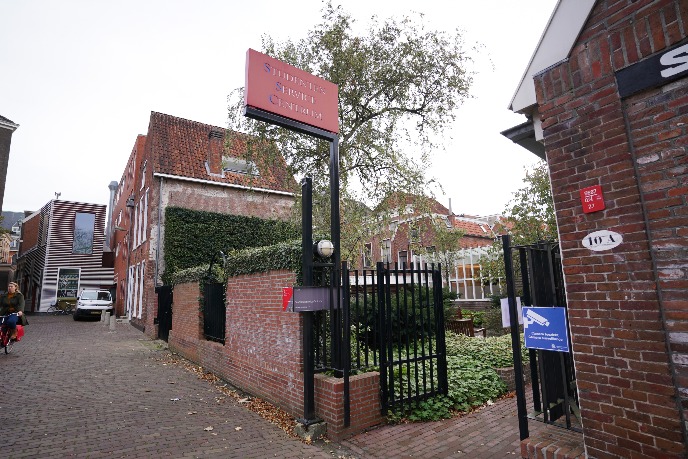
<box><xmin>283</xmin><ymin>287</ymin><xmax>341</xmax><ymax>312</ymax></box>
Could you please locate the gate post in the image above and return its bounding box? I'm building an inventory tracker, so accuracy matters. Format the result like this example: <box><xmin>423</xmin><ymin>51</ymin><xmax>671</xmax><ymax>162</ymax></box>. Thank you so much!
<box><xmin>300</xmin><ymin>177</ymin><xmax>318</xmax><ymax>426</ymax></box>
<box><xmin>502</xmin><ymin>234</ymin><xmax>529</xmax><ymax>440</ymax></box>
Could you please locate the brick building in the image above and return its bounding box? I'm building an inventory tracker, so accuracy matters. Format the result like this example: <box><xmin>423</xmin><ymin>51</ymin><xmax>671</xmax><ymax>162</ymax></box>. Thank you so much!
<box><xmin>504</xmin><ymin>0</ymin><xmax>688</xmax><ymax>457</ymax></box>
<box><xmin>360</xmin><ymin>193</ymin><xmax>500</xmax><ymax>301</ymax></box>
<box><xmin>111</xmin><ymin>112</ymin><xmax>296</xmax><ymax>335</ymax></box>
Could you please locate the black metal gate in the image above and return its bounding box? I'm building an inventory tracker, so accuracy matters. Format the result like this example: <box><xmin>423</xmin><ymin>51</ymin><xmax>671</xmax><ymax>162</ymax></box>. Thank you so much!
<box><xmin>156</xmin><ymin>285</ymin><xmax>173</xmax><ymax>342</ymax></box>
<box><xmin>317</xmin><ymin>262</ymin><xmax>448</xmax><ymax>416</ymax></box>
<box><xmin>376</xmin><ymin>262</ymin><xmax>448</xmax><ymax>413</ymax></box>
<box><xmin>503</xmin><ymin>236</ymin><xmax>579</xmax><ymax>440</ymax></box>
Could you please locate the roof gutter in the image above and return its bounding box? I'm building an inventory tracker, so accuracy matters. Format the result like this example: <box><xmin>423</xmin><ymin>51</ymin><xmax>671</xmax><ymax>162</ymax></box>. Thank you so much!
<box><xmin>152</xmin><ymin>172</ymin><xmax>295</xmax><ymax>197</ymax></box>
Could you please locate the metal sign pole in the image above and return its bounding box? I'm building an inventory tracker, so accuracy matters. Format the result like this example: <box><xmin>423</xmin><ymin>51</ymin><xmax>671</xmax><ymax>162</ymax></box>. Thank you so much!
<box><xmin>300</xmin><ymin>177</ymin><xmax>317</xmax><ymax>425</ymax></box>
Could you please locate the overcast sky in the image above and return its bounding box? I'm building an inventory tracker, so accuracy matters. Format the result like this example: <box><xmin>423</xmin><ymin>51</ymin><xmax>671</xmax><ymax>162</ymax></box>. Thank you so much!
<box><xmin>0</xmin><ymin>0</ymin><xmax>556</xmax><ymax>217</ymax></box>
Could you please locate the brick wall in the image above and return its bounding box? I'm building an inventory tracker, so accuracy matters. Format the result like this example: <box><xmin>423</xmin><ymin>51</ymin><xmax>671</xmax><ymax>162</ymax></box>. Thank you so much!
<box><xmin>19</xmin><ymin>212</ymin><xmax>40</xmax><ymax>254</ymax></box>
<box><xmin>314</xmin><ymin>372</ymin><xmax>385</xmax><ymax>441</ymax></box>
<box><xmin>533</xmin><ymin>1</ymin><xmax>688</xmax><ymax>457</ymax></box>
<box><xmin>169</xmin><ymin>270</ymin><xmax>384</xmax><ymax>439</ymax></box>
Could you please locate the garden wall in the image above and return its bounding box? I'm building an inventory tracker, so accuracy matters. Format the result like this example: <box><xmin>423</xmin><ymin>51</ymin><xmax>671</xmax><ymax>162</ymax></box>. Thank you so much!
<box><xmin>168</xmin><ymin>270</ymin><xmax>384</xmax><ymax>439</ymax></box>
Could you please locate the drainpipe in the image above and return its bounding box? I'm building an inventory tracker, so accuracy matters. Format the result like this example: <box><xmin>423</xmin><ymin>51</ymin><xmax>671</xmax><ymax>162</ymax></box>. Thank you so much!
<box><xmin>155</xmin><ymin>176</ymin><xmax>163</xmax><ymax>286</ymax></box>
<box><xmin>105</xmin><ymin>181</ymin><xmax>118</xmax><ymax>250</ymax></box>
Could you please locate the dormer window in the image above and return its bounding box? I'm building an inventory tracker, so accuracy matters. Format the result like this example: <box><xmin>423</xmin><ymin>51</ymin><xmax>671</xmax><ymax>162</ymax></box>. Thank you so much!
<box><xmin>222</xmin><ymin>156</ymin><xmax>260</xmax><ymax>176</ymax></box>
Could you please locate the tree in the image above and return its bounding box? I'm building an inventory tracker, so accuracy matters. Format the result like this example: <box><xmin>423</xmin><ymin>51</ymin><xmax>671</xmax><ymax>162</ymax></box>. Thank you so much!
<box><xmin>423</xmin><ymin>217</ymin><xmax>465</xmax><ymax>286</ymax></box>
<box><xmin>227</xmin><ymin>2</ymin><xmax>475</xmax><ymax>261</ymax></box>
<box><xmin>482</xmin><ymin>161</ymin><xmax>557</xmax><ymax>281</ymax></box>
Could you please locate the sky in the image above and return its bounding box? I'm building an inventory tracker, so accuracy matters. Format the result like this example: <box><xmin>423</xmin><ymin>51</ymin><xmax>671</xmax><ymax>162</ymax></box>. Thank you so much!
<box><xmin>0</xmin><ymin>0</ymin><xmax>557</xmax><ymax>217</ymax></box>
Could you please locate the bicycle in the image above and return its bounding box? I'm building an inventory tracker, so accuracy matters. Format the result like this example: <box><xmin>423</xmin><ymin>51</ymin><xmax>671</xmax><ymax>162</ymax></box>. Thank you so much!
<box><xmin>47</xmin><ymin>299</ymin><xmax>75</xmax><ymax>315</ymax></box>
<box><xmin>0</xmin><ymin>313</ymin><xmax>19</xmax><ymax>354</ymax></box>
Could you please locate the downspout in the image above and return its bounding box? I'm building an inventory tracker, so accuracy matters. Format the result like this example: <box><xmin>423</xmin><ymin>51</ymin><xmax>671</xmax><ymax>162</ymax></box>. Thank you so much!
<box><xmin>155</xmin><ymin>176</ymin><xmax>163</xmax><ymax>286</ymax></box>
<box><xmin>105</xmin><ymin>181</ymin><xmax>118</xmax><ymax>250</ymax></box>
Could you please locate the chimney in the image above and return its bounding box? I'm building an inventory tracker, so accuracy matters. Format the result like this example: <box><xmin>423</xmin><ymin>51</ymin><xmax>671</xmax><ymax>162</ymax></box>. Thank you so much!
<box><xmin>448</xmin><ymin>198</ymin><xmax>453</xmax><ymax>215</ymax></box>
<box><xmin>105</xmin><ymin>181</ymin><xmax>118</xmax><ymax>251</ymax></box>
<box><xmin>207</xmin><ymin>129</ymin><xmax>224</xmax><ymax>175</ymax></box>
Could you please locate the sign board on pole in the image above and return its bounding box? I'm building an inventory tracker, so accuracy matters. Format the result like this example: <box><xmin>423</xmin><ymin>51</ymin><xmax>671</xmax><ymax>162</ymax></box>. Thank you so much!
<box><xmin>282</xmin><ymin>286</ymin><xmax>340</xmax><ymax>312</ymax></box>
<box><xmin>245</xmin><ymin>48</ymin><xmax>339</xmax><ymax>134</ymax></box>
<box><xmin>523</xmin><ymin>306</ymin><xmax>570</xmax><ymax>353</ymax></box>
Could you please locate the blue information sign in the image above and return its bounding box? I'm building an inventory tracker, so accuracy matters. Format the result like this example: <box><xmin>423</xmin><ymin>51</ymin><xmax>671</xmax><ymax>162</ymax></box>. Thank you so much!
<box><xmin>522</xmin><ymin>306</ymin><xmax>570</xmax><ymax>353</ymax></box>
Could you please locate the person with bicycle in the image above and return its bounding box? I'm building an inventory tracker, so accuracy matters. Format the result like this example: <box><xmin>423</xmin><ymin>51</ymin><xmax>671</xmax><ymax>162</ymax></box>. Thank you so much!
<box><xmin>0</xmin><ymin>282</ymin><xmax>25</xmax><ymax>340</ymax></box>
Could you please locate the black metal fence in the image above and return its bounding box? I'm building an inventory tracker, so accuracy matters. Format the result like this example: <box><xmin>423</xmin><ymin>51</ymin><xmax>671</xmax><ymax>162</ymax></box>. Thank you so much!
<box><xmin>376</xmin><ymin>262</ymin><xmax>448</xmax><ymax>413</ymax></box>
<box><xmin>313</xmin><ymin>261</ymin><xmax>448</xmax><ymax>414</ymax></box>
<box><xmin>203</xmin><ymin>282</ymin><xmax>226</xmax><ymax>344</ymax></box>
<box><xmin>504</xmin><ymin>237</ymin><xmax>579</xmax><ymax>440</ymax></box>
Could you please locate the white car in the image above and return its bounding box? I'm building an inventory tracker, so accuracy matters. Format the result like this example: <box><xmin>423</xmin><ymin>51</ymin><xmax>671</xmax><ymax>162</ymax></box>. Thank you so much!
<box><xmin>74</xmin><ymin>289</ymin><xmax>114</xmax><ymax>320</ymax></box>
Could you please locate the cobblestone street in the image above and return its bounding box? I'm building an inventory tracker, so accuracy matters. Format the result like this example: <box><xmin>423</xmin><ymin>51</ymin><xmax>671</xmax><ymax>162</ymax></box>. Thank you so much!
<box><xmin>0</xmin><ymin>315</ymin><xmax>343</xmax><ymax>459</ymax></box>
<box><xmin>1</xmin><ymin>314</ymin><xmax>549</xmax><ymax>458</ymax></box>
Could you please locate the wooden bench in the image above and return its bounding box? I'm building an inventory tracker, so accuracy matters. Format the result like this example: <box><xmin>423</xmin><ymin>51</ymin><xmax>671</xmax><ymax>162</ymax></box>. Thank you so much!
<box><xmin>446</xmin><ymin>318</ymin><xmax>487</xmax><ymax>338</ymax></box>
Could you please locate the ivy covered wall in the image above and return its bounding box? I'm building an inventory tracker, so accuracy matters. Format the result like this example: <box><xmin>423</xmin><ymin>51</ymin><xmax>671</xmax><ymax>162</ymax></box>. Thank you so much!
<box><xmin>163</xmin><ymin>207</ymin><xmax>299</xmax><ymax>283</ymax></box>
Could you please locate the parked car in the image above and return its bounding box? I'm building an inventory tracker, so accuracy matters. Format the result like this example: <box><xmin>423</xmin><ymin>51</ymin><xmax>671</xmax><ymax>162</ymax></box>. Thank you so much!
<box><xmin>73</xmin><ymin>289</ymin><xmax>113</xmax><ymax>321</ymax></box>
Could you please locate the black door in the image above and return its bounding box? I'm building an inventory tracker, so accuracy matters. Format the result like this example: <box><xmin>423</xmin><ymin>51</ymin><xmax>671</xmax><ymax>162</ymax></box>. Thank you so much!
<box><xmin>156</xmin><ymin>285</ymin><xmax>173</xmax><ymax>342</ymax></box>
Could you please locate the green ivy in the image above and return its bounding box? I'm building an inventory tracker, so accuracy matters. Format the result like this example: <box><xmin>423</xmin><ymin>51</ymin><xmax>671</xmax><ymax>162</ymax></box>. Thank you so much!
<box><xmin>163</xmin><ymin>207</ymin><xmax>299</xmax><ymax>283</ymax></box>
<box><xmin>170</xmin><ymin>239</ymin><xmax>304</xmax><ymax>285</ymax></box>
<box><xmin>446</xmin><ymin>333</ymin><xmax>528</xmax><ymax>368</ymax></box>
<box><xmin>389</xmin><ymin>333</ymin><xmax>528</xmax><ymax>421</ymax></box>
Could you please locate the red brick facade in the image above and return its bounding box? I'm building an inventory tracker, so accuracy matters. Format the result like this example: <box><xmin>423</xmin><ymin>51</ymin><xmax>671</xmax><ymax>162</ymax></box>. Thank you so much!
<box><xmin>532</xmin><ymin>1</ymin><xmax>688</xmax><ymax>457</ymax></box>
<box><xmin>111</xmin><ymin>112</ymin><xmax>296</xmax><ymax>336</ymax></box>
<box><xmin>168</xmin><ymin>270</ymin><xmax>384</xmax><ymax>440</ymax></box>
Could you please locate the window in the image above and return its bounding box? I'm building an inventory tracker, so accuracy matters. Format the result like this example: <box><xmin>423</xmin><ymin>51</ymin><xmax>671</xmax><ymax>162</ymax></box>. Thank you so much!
<box><xmin>399</xmin><ymin>250</ymin><xmax>408</xmax><ymax>268</ymax></box>
<box><xmin>381</xmin><ymin>239</ymin><xmax>392</xmax><ymax>263</ymax></box>
<box><xmin>73</xmin><ymin>213</ymin><xmax>95</xmax><ymax>254</ymax></box>
<box><xmin>410</xmin><ymin>226</ymin><xmax>420</xmax><ymax>243</ymax></box>
<box><xmin>137</xmin><ymin>195</ymin><xmax>145</xmax><ymax>246</ymax></box>
<box><xmin>363</xmin><ymin>243</ymin><xmax>372</xmax><ymax>267</ymax></box>
<box><xmin>57</xmin><ymin>268</ymin><xmax>80</xmax><ymax>300</ymax></box>
<box><xmin>140</xmin><ymin>161</ymin><xmax>147</xmax><ymax>190</ymax></box>
<box><xmin>222</xmin><ymin>156</ymin><xmax>260</xmax><ymax>176</ymax></box>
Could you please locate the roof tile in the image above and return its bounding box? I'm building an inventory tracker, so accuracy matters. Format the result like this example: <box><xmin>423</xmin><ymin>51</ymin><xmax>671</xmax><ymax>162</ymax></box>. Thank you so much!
<box><xmin>147</xmin><ymin>112</ymin><xmax>296</xmax><ymax>193</ymax></box>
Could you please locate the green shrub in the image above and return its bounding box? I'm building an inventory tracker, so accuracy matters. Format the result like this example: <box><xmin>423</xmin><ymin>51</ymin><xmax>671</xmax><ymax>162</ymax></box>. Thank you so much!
<box><xmin>445</xmin><ymin>355</ymin><xmax>507</xmax><ymax>412</ymax></box>
<box><xmin>171</xmin><ymin>239</ymin><xmax>304</xmax><ymax>285</ymax></box>
<box><xmin>389</xmin><ymin>333</ymin><xmax>529</xmax><ymax>422</ymax></box>
<box><xmin>483</xmin><ymin>309</ymin><xmax>508</xmax><ymax>336</ymax></box>
<box><xmin>461</xmin><ymin>309</ymin><xmax>485</xmax><ymax>327</ymax></box>
<box><xmin>446</xmin><ymin>333</ymin><xmax>528</xmax><ymax>368</ymax></box>
<box><xmin>163</xmin><ymin>207</ymin><xmax>298</xmax><ymax>283</ymax></box>
<box><xmin>352</xmin><ymin>285</ymin><xmax>445</xmax><ymax>348</ymax></box>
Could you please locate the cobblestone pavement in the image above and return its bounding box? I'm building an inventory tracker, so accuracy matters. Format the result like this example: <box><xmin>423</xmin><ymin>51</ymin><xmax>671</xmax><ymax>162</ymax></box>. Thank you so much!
<box><xmin>340</xmin><ymin>392</ymin><xmax>547</xmax><ymax>458</ymax></box>
<box><xmin>0</xmin><ymin>315</ymin><xmax>346</xmax><ymax>459</ymax></box>
<box><xmin>1</xmin><ymin>315</ymin><xmax>548</xmax><ymax>459</ymax></box>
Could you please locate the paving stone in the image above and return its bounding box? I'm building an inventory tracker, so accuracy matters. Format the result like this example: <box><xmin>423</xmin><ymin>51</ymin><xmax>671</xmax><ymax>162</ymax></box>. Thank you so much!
<box><xmin>2</xmin><ymin>314</ymin><xmax>555</xmax><ymax>458</ymax></box>
<box><xmin>0</xmin><ymin>315</ymin><xmax>338</xmax><ymax>459</ymax></box>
